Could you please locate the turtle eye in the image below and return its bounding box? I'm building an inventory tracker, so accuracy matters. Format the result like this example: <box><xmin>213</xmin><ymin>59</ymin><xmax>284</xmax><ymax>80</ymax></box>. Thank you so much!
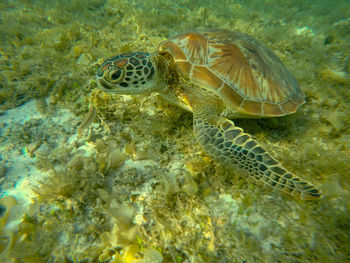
<box><xmin>110</xmin><ymin>70</ymin><xmax>123</xmax><ymax>82</ymax></box>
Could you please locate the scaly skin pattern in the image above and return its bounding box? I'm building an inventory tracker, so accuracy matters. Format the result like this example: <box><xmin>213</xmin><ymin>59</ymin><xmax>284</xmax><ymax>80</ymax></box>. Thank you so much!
<box><xmin>192</xmin><ymin>104</ymin><xmax>321</xmax><ymax>200</ymax></box>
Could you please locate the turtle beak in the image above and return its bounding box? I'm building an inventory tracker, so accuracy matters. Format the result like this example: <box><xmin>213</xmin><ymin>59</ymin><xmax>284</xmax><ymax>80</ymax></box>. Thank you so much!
<box><xmin>96</xmin><ymin>77</ymin><xmax>113</xmax><ymax>91</ymax></box>
<box><xmin>96</xmin><ymin>77</ymin><xmax>133</xmax><ymax>95</ymax></box>
<box><xmin>96</xmin><ymin>77</ymin><xmax>125</xmax><ymax>94</ymax></box>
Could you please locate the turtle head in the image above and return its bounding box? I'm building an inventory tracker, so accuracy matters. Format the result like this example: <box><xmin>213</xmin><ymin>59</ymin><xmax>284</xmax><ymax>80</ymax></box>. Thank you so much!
<box><xmin>96</xmin><ymin>52</ymin><xmax>158</xmax><ymax>95</ymax></box>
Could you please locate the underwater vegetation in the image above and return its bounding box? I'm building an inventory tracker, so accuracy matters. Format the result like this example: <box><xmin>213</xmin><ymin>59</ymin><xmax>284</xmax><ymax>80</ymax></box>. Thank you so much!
<box><xmin>0</xmin><ymin>0</ymin><xmax>350</xmax><ymax>262</ymax></box>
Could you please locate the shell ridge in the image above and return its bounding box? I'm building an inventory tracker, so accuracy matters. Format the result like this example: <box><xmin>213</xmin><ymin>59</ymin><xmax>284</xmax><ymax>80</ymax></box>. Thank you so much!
<box><xmin>159</xmin><ymin>30</ymin><xmax>305</xmax><ymax>116</ymax></box>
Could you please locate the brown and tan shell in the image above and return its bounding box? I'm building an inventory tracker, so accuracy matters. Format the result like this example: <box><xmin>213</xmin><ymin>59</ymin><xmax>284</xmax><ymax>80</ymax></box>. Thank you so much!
<box><xmin>158</xmin><ymin>29</ymin><xmax>305</xmax><ymax>117</ymax></box>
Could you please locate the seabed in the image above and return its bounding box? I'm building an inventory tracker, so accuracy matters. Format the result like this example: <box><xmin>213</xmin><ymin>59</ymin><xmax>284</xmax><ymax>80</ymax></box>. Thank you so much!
<box><xmin>0</xmin><ymin>0</ymin><xmax>349</xmax><ymax>262</ymax></box>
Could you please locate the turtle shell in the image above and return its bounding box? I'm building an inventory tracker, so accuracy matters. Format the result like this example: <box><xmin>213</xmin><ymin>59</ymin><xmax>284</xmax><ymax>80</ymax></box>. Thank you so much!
<box><xmin>158</xmin><ymin>29</ymin><xmax>305</xmax><ymax>117</ymax></box>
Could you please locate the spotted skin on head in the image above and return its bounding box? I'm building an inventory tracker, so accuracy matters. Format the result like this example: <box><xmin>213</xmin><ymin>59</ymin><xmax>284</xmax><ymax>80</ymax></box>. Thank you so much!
<box><xmin>96</xmin><ymin>52</ymin><xmax>155</xmax><ymax>92</ymax></box>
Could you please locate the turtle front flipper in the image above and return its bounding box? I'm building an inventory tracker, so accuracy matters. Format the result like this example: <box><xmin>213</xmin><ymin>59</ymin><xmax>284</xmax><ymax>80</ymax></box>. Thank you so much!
<box><xmin>193</xmin><ymin>108</ymin><xmax>321</xmax><ymax>200</ymax></box>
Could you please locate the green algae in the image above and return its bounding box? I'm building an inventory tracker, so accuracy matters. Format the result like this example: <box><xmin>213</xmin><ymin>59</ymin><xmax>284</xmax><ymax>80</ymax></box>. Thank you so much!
<box><xmin>1</xmin><ymin>0</ymin><xmax>350</xmax><ymax>262</ymax></box>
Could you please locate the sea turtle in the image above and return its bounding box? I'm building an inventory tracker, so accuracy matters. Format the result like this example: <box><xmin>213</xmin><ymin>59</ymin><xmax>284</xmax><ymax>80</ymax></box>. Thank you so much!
<box><xmin>96</xmin><ymin>29</ymin><xmax>321</xmax><ymax>200</ymax></box>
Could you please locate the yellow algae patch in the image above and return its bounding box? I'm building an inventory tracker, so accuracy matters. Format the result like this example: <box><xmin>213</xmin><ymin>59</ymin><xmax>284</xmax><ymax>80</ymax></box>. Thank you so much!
<box><xmin>0</xmin><ymin>196</ymin><xmax>18</xmax><ymax>258</ymax></box>
<box><xmin>320</xmin><ymin>68</ymin><xmax>349</xmax><ymax>85</ymax></box>
<box><xmin>325</xmin><ymin>111</ymin><xmax>346</xmax><ymax>132</ymax></box>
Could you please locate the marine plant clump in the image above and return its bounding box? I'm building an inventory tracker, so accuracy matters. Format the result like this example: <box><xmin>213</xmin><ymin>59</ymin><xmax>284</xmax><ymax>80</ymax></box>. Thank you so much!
<box><xmin>0</xmin><ymin>196</ymin><xmax>17</xmax><ymax>259</ymax></box>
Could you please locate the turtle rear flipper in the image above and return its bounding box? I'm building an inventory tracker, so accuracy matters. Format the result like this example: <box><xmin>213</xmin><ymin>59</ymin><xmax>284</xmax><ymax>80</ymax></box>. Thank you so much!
<box><xmin>193</xmin><ymin>105</ymin><xmax>321</xmax><ymax>200</ymax></box>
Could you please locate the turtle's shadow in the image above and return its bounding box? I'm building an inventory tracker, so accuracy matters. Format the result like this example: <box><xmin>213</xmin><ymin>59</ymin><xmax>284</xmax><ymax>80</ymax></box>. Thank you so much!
<box><xmin>234</xmin><ymin>109</ymin><xmax>310</xmax><ymax>141</ymax></box>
